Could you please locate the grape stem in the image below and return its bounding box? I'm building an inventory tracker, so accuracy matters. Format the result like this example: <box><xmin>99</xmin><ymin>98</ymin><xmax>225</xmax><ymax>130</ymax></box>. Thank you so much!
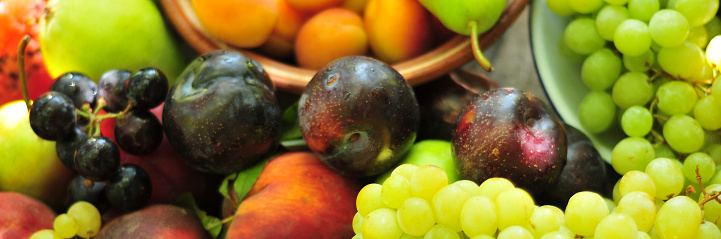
<box><xmin>649</xmin><ymin>130</ymin><xmax>665</xmax><ymax>148</ymax></box>
<box><xmin>469</xmin><ymin>21</ymin><xmax>493</xmax><ymax>72</ymax></box>
<box><xmin>17</xmin><ymin>35</ymin><xmax>32</xmax><ymax>111</ymax></box>
<box><xmin>75</xmin><ymin>98</ymin><xmax>132</xmax><ymax>136</ymax></box>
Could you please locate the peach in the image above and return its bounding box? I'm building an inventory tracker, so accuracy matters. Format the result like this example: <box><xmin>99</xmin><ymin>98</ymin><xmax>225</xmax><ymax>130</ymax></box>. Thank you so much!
<box><xmin>286</xmin><ymin>0</ymin><xmax>342</xmax><ymax>14</ymax></box>
<box><xmin>192</xmin><ymin>0</ymin><xmax>278</xmax><ymax>48</ymax></box>
<box><xmin>364</xmin><ymin>0</ymin><xmax>434</xmax><ymax>64</ymax></box>
<box><xmin>257</xmin><ymin>0</ymin><xmax>309</xmax><ymax>60</ymax></box>
<box><xmin>95</xmin><ymin>204</ymin><xmax>211</xmax><ymax>239</ymax></box>
<box><xmin>0</xmin><ymin>192</ymin><xmax>56</xmax><ymax>238</ymax></box>
<box><xmin>295</xmin><ymin>8</ymin><xmax>368</xmax><ymax>70</ymax></box>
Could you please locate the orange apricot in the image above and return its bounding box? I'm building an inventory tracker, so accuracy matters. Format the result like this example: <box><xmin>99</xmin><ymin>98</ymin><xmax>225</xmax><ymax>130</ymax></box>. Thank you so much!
<box><xmin>257</xmin><ymin>0</ymin><xmax>309</xmax><ymax>60</ymax></box>
<box><xmin>192</xmin><ymin>0</ymin><xmax>278</xmax><ymax>48</ymax></box>
<box><xmin>294</xmin><ymin>8</ymin><xmax>368</xmax><ymax>70</ymax></box>
<box><xmin>364</xmin><ymin>0</ymin><xmax>434</xmax><ymax>64</ymax></box>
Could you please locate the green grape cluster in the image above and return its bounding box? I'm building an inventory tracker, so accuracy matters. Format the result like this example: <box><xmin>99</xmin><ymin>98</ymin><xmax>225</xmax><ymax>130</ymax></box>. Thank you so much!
<box><xmin>29</xmin><ymin>201</ymin><xmax>102</xmax><ymax>239</ymax></box>
<box><xmin>354</xmin><ymin>162</ymin><xmax>721</xmax><ymax>239</ymax></box>
<box><xmin>549</xmin><ymin>0</ymin><xmax>721</xmax><ymax>180</ymax></box>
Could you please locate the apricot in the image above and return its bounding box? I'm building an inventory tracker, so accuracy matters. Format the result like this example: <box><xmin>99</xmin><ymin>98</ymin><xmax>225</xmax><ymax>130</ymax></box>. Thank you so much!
<box><xmin>286</xmin><ymin>0</ymin><xmax>342</xmax><ymax>14</ymax></box>
<box><xmin>364</xmin><ymin>0</ymin><xmax>434</xmax><ymax>64</ymax></box>
<box><xmin>192</xmin><ymin>0</ymin><xmax>278</xmax><ymax>48</ymax></box>
<box><xmin>257</xmin><ymin>0</ymin><xmax>309</xmax><ymax>60</ymax></box>
<box><xmin>295</xmin><ymin>8</ymin><xmax>368</xmax><ymax>70</ymax></box>
<box><xmin>340</xmin><ymin>0</ymin><xmax>369</xmax><ymax>14</ymax></box>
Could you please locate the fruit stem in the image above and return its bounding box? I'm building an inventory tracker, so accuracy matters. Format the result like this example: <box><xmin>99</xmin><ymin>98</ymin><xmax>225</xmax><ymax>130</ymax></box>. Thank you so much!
<box><xmin>17</xmin><ymin>35</ymin><xmax>32</xmax><ymax>110</ymax></box>
<box><xmin>469</xmin><ymin>21</ymin><xmax>493</xmax><ymax>72</ymax></box>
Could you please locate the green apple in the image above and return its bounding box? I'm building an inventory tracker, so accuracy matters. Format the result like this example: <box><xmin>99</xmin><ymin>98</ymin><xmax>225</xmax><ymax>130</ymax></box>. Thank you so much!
<box><xmin>39</xmin><ymin>0</ymin><xmax>189</xmax><ymax>84</ymax></box>
<box><xmin>0</xmin><ymin>101</ymin><xmax>74</xmax><ymax>209</ymax></box>
<box><xmin>376</xmin><ymin>139</ymin><xmax>460</xmax><ymax>183</ymax></box>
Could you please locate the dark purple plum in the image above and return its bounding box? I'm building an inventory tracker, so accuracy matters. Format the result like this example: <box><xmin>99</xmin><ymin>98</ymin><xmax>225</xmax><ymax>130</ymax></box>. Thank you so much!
<box><xmin>452</xmin><ymin>88</ymin><xmax>567</xmax><ymax>195</ymax></box>
<box><xmin>298</xmin><ymin>56</ymin><xmax>420</xmax><ymax>178</ymax></box>
<box><xmin>163</xmin><ymin>50</ymin><xmax>281</xmax><ymax>174</ymax></box>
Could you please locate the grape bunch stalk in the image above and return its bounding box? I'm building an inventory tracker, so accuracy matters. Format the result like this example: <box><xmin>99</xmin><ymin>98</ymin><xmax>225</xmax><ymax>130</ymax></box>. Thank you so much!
<box><xmin>16</xmin><ymin>35</ymin><xmax>159</xmax><ymax>213</ymax></box>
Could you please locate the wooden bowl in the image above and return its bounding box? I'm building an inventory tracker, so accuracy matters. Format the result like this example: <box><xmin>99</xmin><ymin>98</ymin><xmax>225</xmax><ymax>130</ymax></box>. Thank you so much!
<box><xmin>159</xmin><ymin>0</ymin><xmax>530</xmax><ymax>94</ymax></box>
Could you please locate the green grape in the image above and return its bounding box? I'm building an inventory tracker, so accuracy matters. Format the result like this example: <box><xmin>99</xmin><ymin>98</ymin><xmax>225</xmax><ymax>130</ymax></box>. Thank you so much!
<box><xmin>703</xmin><ymin>144</ymin><xmax>721</xmax><ymax>162</ymax></box>
<box><xmin>410</xmin><ymin>165</ymin><xmax>448</xmax><ymax>203</ymax></box>
<box><xmin>623</xmin><ymin>50</ymin><xmax>654</xmax><ymax>72</ymax></box>
<box><xmin>687</xmin><ymin>26</ymin><xmax>709</xmax><ymax>49</ymax></box>
<box><xmin>477</xmin><ymin>177</ymin><xmax>514</xmax><ymax>201</ymax></box>
<box><xmin>565</xmin><ymin>191</ymin><xmax>609</xmax><ymax>237</ymax></box>
<box><xmin>540</xmin><ymin>232</ymin><xmax>574</xmax><ymax>239</ymax></box>
<box><xmin>612</xmin><ymin>72</ymin><xmax>654</xmax><ymax>109</ymax></box>
<box><xmin>619</xmin><ymin>170</ymin><xmax>657</xmax><ymax>199</ymax></box>
<box><xmin>648</xmin><ymin>9</ymin><xmax>690</xmax><ymax>47</ymax></box>
<box><xmin>707</xmin><ymin>36</ymin><xmax>721</xmax><ymax>68</ymax></box>
<box><xmin>390</xmin><ymin>164</ymin><xmax>420</xmax><ymax>181</ymax></box>
<box><xmin>54</xmin><ymin>214</ymin><xmax>79</xmax><ymax>238</ymax></box>
<box><xmin>693</xmin><ymin>95</ymin><xmax>721</xmax><ymax>130</ymax></box>
<box><xmin>362</xmin><ymin>208</ymin><xmax>403</xmax><ymax>239</ymax></box>
<box><xmin>611</xmin><ymin>137</ymin><xmax>655</xmax><ymax>174</ymax></box>
<box><xmin>638</xmin><ymin>231</ymin><xmax>652</xmax><ymax>239</ymax></box>
<box><xmin>352</xmin><ymin>233</ymin><xmax>363</xmax><ymax>239</ymax></box>
<box><xmin>621</xmin><ymin>106</ymin><xmax>653</xmax><ymax>137</ymax></box>
<box><xmin>683</xmin><ymin>152</ymin><xmax>715</xmax><ymax>183</ymax></box>
<box><xmin>594</xmin><ymin>213</ymin><xmax>638</xmax><ymax>239</ymax></box>
<box><xmin>612</xmin><ymin>179</ymin><xmax>622</xmax><ymax>203</ymax></box>
<box><xmin>460</xmin><ymin>196</ymin><xmax>497</xmax><ymax>237</ymax></box>
<box><xmin>67</xmin><ymin>201</ymin><xmax>101</xmax><ymax>239</ymax></box>
<box><xmin>382</xmin><ymin>175</ymin><xmax>411</xmax><ymax>208</ymax></box>
<box><xmin>664</xmin><ymin>114</ymin><xmax>705</xmax><ymax>153</ymax></box>
<box><xmin>469</xmin><ymin>235</ymin><xmax>495</xmax><ymax>239</ymax></box>
<box><xmin>579</xmin><ymin>91</ymin><xmax>617</xmax><ymax>133</ymax></box>
<box><xmin>357</xmin><ymin>183</ymin><xmax>385</xmax><ymax>217</ymax></box>
<box><xmin>688</xmin><ymin>60</ymin><xmax>713</xmax><ymax>82</ymax></box>
<box><xmin>397</xmin><ymin>197</ymin><xmax>435</xmax><ymax>236</ymax></box>
<box><xmin>568</xmin><ymin>0</ymin><xmax>604</xmax><ymax>14</ymax></box>
<box><xmin>605</xmin><ymin>0</ymin><xmax>629</xmax><ymax>5</ymax></box>
<box><xmin>452</xmin><ymin>180</ymin><xmax>479</xmax><ymax>196</ymax></box>
<box><xmin>672</xmin><ymin>0</ymin><xmax>719</xmax><ymax>27</ymax></box>
<box><xmin>596</xmin><ymin>5</ymin><xmax>630</xmax><ymax>41</ymax></box>
<box><xmin>432</xmin><ymin>184</ymin><xmax>471</xmax><ymax>232</ymax></box>
<box><xmin>653</xmin><ymin>144</ymin><xmax>677</xmax><ymax>162</ymax></box>
<box><xmin>658</xmin><ymin>42</ymin><xmax>706</xmax><ymax>79</ymax></box>
<box><xmin>704</xmin><ymin>132</ymin><xmax>721</xmax><ymax>148</ymax></box>
<box><xmin>645</xmin><ymin>157</ymin><xmax>684</xmax><ymax>199</ymax></box>
<box><xmin>628</xmin><ymin>0</ymin><xmax>660</xmax><ymax>22</ymax></box>
<box><xmin>564</xmin><ymin>17</ymin><xmax>607</xmax><ymax>55</ymax></box>
<box><xmin>496</xmin><ymin>187</ymin><xmax>535</xmax><ymax>231</ymax></box>
<box><xmin>655</xmin><ymin>196</ymin><xmax>703</xmax><ymax>239</ymax></box>
<box><xmin>529</xmin><ymin>205</ymin><xmax>565</xmax><ymax>238</ymax></box>
<box><xmin>547</xmin><ymin>0</ymin><xmax>575</xmax><ymax>16</ymax></box>
<box><xmin>353</xmin><ymin>212</ymin><xmax>364</xmax><ymax>234</ymax></box>
<box><xmin>604</xmin><ymin>198</ymin><xmax>616</xmax><ymax>212</ymax></box>
<box><xmin>615</xmin><ymin>191</ymin><xmax>656</xmax><ymax>232</ymax></box>
<box><xmin>650</xmin><ymin>75</ymin><xmax>671</xmax><ymax>102</ymax></box>
<box><xmin>497</xmin><ymin>225</ymin><xmax>534</xmax><ymax>239</ymax></box>
<box><xmin>705</xmin><ymin>17</ymin><xmax>721</xmax><ymax>45</ymax></box>
<box><xmin>400</xmin><ymin>233</ymin><xmax>423</xmax><ymax>239</ymax></box>
<box><xmin>423</xmin><ymin>224</ymin><xmax>460</xmax><ymax>239</ymax></box>
<box><xmin>656</xmin><ymin>81</ymin><xmax>697</xmax><ymax>116</ymax></box>
<box><xmin>29</xmin><ymin>229</ymin><xmax>62</xmax><ymax>239</ymax></box>
<box><xmin>614</xmin><ymin>19</ymin><xmax>652</xmax><ymax>56</ymax></box>
<box><xmin>582</xmin><ymin>48</ymin><xmax>623</xmax><ymax>90</ymax></box>
<box><xmin>700</xmin><ymin>184</ymin><xmax>721</xmax><ymax>228</ymax></box>
<box><xmin>693</xmin><ymin>221</ymin><xmax>721</xmax><ymax>239</ymax></box>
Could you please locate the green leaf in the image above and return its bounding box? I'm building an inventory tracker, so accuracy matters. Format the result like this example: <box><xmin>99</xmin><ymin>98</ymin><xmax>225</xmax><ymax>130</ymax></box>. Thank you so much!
<box><xmin>233</xmin><ymin>158</ymin><xmax>270</xmax><ymax>202</ymax></box>
<box><xmin>280</xmin><ymin>100</ymin><xmax>303</xmax><ymax>141</ymax></box>
<box><xmin>218</xmin><ymin>173</ymin><xmax>239</xmax><ymax>204</ymax></box>
<box><xmin>173</xmin><ymin>193</ymin><xmax>223</xmax><ymax>238</ymax></box>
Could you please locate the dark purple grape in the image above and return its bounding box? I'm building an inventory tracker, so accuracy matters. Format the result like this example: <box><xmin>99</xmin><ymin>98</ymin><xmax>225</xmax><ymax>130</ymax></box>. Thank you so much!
<box><xmin>67</xmin><ymin>175</ymin><xmax>109</xmax><ymax>213</ymax></box>
<box><xmin>114</xmin><ymin>109</ymin><xmax>163</xmax><ymax>155</ymax></box>
<box><xmin>29</xmin><ymin>91</ymin><xmax>77</xmax><ymax>140</ymax></box>
<box><xmin>56</xmin><ymin>127</ymin><xmax>88</xmax><ymax>170</ymax></box>
<box><xmin>74</xmin><ymin>136</ymin><xmax>120</xmax><ymax>181</ymax></box>
<box><xmin>98</xmin><ymin>69</ymin><xmax>131</xmax><ymax>113</ymax></box>
<box><xmin>126</xmin><ymin>67</ymin><xmax>168</xmax><ymax>110</ymax></box>
<box><xmin>105</xmin><ymin>164</ymin><xmax>152</xmax><ymax>212</ymax></box>
<box><xmin>50</xmin><ymin>72</ymin><xmax>98</xmax><ymax>109</ymax></box>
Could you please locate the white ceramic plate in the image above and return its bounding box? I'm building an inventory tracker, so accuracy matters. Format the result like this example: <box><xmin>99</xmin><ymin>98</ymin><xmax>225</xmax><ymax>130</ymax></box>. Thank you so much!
<box><xmin>530</xmin><ymin>0</ymin><xmax>625</xmax><ymax>163</ymax></box>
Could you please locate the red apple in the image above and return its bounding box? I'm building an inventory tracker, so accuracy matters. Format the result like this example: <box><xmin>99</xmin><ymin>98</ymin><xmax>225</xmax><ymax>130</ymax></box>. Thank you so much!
<box><xmin>452</xmin><ymin>88</ymin><xmax>567</xmax><ymax>195</ymax></box>
<box><xmin>95</xmin><ymin>204</ymin><xmax>211</xmax><ymax>239</ymax></box>
<box><xmin>0</xmin><ymin>192</ymin><xmax>56</xmax><ymax>238</ymax></box>
<box><xmin>226</xmin><ymin>151</ymin><xmax>362</xmax><ymax>238</ymax></box>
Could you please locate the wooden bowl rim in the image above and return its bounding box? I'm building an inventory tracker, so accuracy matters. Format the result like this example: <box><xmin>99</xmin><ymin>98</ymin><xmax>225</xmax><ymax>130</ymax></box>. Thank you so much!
<box><xmin>159</xmin><ymin>0</ymin><xmax>530</xmax><ymax>94</ymax></box>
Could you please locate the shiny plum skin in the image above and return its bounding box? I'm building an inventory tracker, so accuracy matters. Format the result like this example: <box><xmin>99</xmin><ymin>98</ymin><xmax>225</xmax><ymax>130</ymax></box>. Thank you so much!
<box><xmin>452</xmin><ymin>88</ymin><xmax>567</xmax><ymax>194</ymax></box>
<box><xmin>298</xmin><ymin>56</ymin><xmax>420</xmax><ymax>178</ymax></box>
<box><xmin>162</xmin><ymin>50</ymin><xmax>281</xmax><ymax>175</ymax></box>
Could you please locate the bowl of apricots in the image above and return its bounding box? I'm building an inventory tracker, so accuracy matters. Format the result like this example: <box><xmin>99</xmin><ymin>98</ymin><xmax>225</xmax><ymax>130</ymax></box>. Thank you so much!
<box><xmin>159</xmin><ymin>0</ymin><xmax>529</xmax><ymax>94</ymax></box>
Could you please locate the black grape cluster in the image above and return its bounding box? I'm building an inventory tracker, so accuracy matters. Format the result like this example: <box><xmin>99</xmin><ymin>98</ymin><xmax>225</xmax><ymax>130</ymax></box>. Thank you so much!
<box><xmin>28</xmin><ymin>67</ymin><xmax>168</xmax><ymax>212</ymax></box>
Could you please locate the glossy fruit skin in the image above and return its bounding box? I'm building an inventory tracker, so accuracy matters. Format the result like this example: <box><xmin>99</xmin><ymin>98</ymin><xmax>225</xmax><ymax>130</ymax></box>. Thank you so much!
<box><xmin>126</xmin><ymin>67</ymin><xmax>168</xmax><ymax>110</ymax></box>
<box><xmin>74</xmin><ymin>136</ymin><xmax>120</xmax><ymax>181</ymax></box>
<box><xmin>50</xmin><ymin>72</ymin><xmax>98</xmax><ymax>109</ymax></box>
<box><xmin>537</xmin><ymin>123</ymin><xmax>609</xmax><ymax>208</ymax></box>
<box><xmin>97</xmin><ymin>69</ymin><xmax>131</xmax><ymax>113</ymax></box>
<box><xmin>0</xmin><ymin>192</ymin><xmax>56</xmax><ymax>238</ymax></box>
<box><xmin>452</xmin><ymin>88</ymin><xmax>567</xmax><ymax>195</ymax></box>
<box><xmin>56</xmin><ymin>126</ymin><xmax>88</xmax><ymax>170</ymax></box>
<box><xmin>114</xmin><ymin>109</ymin><xmax>163</xmax><ymax>155</ymax></box>
<box><xmin>104</xmin><ymin>163</ymin><xmax>152</xmax><ymax>212</ymax></box>
<box><xmin>95</xmin><ymin>204</ymin><xmax>212</xmax><ymax>239</ymax></box>
<box><xmin>67</xmin><ymin>175</ymin><xmax>109</xmax><ymax>214</ymax></box>
<box><xmin>298</xmin><ymin>56</ymin><xmax>420</xmax><ymax>178</ymax></box>
<box><xmin>163</xmin><ymin>50</ymin><xmax>282</xmax><ymax>174</ymax></box>
<box><xmin>29</xmin><ymin>91</ymin><xmax>77</xmax><ymax>141</ymax></box>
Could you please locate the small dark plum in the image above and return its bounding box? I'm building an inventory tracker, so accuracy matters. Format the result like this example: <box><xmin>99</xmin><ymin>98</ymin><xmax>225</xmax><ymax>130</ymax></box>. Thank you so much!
<box><xmin>163</xmin><ymin>50</ymin><xmax>281</xmax><ymax>174</ymax></box>
<box><xmin>298</xmin><ymin>56</ymin><xmax>420</xmax><ymax>178</ymax></box>
<box><xmin>452</xmin><ymin>88</ymin><xmax>567</xmax><ymax>195</ymax></box>
<box><xmin>537</xmin><ymin>123</ymin><xmax>608</xmax><ymax>208</ymax></box>
<box><xmin>50</xmin><ymin>72</ymin><xmax>98</xmax><ymax>109</ymax></box>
